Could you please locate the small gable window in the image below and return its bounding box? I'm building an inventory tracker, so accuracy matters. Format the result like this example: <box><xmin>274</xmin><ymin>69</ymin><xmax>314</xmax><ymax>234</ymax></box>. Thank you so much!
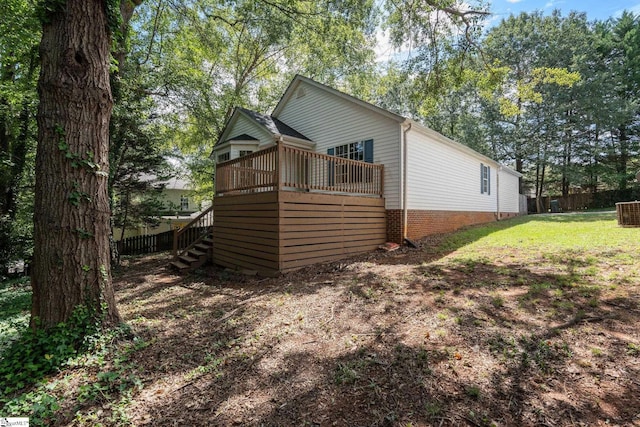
<box><xmin>217</xmin><ymin>152</ymin><xmax>230</xmax><ymax>163</ymax></box>
<box><xmin>180</xmin><ymin>195</ymin><xmax>189</xmax><ymax>211</ymax></box>
<box><xmin>481</xmin><ymin>163</ymin><xmax>491</xmax><ymax>195</ymax></box>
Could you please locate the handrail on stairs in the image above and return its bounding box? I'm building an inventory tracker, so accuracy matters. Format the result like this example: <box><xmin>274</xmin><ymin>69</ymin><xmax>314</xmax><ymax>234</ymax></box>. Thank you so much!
<box><xmin>172</xmin><ymin>204</ymin><xmax>215</xmax><ymax>259</ymax></box>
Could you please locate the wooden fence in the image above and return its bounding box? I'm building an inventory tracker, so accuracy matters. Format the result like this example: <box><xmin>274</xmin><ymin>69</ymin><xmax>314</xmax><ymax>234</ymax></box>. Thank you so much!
<box><xmin>116</xmin><ymin>230</ymin><xmax>175</xmax><ymax>256</ymax></box>
<box><xmin>528</xmin><ymin>188</ymin><xmax>640</xmax><ymax>213</ymax></box>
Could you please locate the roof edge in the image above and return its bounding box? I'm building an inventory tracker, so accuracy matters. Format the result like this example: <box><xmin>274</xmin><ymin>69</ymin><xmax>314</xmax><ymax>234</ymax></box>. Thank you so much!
<box><xmin>272</xmin><ymin>74</ymin><xmax>406</xmax><ymax>123</ymax></box>
<box><xmin>407</xmin><ymin>120</ymin><xmax>522</xmax><ymax>178</ymax></box>
<box><xmin>211</xmin><ymin>108</ymin><xmax>243</xmax><ymax>157</ymax></box>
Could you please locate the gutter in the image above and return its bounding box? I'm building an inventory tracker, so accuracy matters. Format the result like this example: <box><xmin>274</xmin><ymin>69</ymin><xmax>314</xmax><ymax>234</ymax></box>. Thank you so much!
<box><xmin>402</xmin><ymin>121</ymin><xmax>412</xmax><ymax>240</ymax></box>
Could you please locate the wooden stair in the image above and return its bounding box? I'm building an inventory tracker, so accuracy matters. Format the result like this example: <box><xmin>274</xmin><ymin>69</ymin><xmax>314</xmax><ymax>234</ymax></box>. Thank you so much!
<box><xmin>169</xmin><ymin>205</ymin><xmax>215</xmax><ymax>272</ymax></box>
<box><xmin>170</xmin><ymin>234</ymin><xmax>213</xmax><ymax>271</ymax></box>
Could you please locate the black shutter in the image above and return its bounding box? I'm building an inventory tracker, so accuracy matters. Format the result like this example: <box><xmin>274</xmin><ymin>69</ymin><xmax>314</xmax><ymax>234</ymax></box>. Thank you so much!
<box><xmin>364</xmin><ymin>139</ymin><xmax>374</xmax><ymax>163</ymax></box>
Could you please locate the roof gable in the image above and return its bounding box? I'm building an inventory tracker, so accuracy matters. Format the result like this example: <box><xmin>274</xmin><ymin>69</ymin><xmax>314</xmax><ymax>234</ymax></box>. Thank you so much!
<box><xmin>215</xmin><ymin>108</ymin><xmax>269</xmax><ymax>148</ymax></box>
<box><xmin>237</xmin><ymin>108</ymin><xmax>310</xmax><ymax>141</ymax></box>
<box><xmin>215</xmin><ymin>107</ymin><xmax>310</xmax><ymax>150</ymax></box>
<box><xmin>272</xmin><ymin>75</ymin><xmax>406</xmax><ymax>124</ymax></box>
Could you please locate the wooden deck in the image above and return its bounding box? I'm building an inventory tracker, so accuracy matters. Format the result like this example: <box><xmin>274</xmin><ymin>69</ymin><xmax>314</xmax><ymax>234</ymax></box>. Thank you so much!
<box><xmin>212</xmin><ymin>191</ymin><xmax>386</xmax><ymax>275</ymax></box>
<box><xmin>210</xmin><ymin>144</ymin><xmax>386</xmax><ymax>275</ymax></box>
<box><xmin>215</xmin><ymin>144</ymin><xmax>384</xmax><ymax>196</ymax></box>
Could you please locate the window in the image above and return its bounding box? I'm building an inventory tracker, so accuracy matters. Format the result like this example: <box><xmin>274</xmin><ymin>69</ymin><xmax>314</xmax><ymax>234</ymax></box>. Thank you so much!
<box><xmin>335</xmin><ymin>141</ymin><xmax>365</xmax><ymax>161</ymax></box>
<box><xmin>217</xmin><ymin>152</ymin><xmax>230</xmax><ymax>162</ymax></box>
<box><xmin>239</xmin><ymin>150</ymin><xmax>253</xmax><ymax>157</ymax></box>
<box><xmin>327</xmin><ymin>140</ymin><xmax>373</xmax><ymax>185</ymax></box>
<box><xmin>180</xmin><ymin>195</ymin><xmax>189</xmax><ymax>211</ymax></box>
<box><xmin>481</xmin><ymin>163</ymin><xmax>490</xmax><ymax>195</ymax></box>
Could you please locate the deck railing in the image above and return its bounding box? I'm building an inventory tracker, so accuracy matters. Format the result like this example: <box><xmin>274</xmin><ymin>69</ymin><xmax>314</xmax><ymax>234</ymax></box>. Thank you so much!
<box><xmin>215</xmin><ymin>144</ymin><xmax>384</xmax><ymax>197</ymax></box>
<box><xmin>172</xmin><ymin>204</ymin><xmax>214</xmax><ymax>259</ymax></box>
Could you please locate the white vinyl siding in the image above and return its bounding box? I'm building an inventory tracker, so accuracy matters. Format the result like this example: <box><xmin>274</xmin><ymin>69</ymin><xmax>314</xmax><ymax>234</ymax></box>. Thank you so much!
<box><xmin>275</xmin><ymin>81</ymin><xmax>402</xmax><ymax>209</ymax></box>
<box><xmin>229</xmin><ymin>114</ymin><xmax>273</xmax><ymax>148</ymax></box>
<box><xmin>216</xmin><ymin>113</ymin><xmax>271</xmax><ymax>161</ymax></box>
<box><xmin>406</xmin><ymin>129</ymin><xmax>498</xmax><ymax>212</ymax></box>
<box><xmin>498</xmin><ymin>169</ymin><xmax>521</xmax><ymax>213</ymax></box>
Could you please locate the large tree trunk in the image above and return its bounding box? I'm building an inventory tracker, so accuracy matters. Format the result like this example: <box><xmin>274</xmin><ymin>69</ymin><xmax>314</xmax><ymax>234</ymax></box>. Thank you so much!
<box><xmin>32</xmin><ymin>0</ymin><xmax>121</xmax><ymax>329</ymax></box>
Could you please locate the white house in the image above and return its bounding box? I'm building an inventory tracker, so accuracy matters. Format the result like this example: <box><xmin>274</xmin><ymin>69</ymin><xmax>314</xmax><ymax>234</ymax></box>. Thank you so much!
<box><xmin>212</xmin><ymin>75</ymin><xmax>522</xmax><ymax>248</ymax></box>
<box><xmin>114</xmin><ymin>176</ymin><xmax>203</xmax><ymax>241</ymax></box>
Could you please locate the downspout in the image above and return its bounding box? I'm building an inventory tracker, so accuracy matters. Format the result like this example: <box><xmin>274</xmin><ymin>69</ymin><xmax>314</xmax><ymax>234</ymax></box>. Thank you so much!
<box><xmin>496</xmin><ymin>166</ymin><xmax>501</xmax><ymax>220</ymax></box>
<box><xmin>402</xmin><ymin>121</ymin><xmax>412</xmax><ymax>240</ymax></box>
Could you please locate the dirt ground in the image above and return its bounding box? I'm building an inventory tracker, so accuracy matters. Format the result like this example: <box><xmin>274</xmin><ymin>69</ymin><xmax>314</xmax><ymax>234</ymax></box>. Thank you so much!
<box><xmin>64</xmin><ymin>236</ymin><xmax>640</xmax><ymax>426</ymax></box>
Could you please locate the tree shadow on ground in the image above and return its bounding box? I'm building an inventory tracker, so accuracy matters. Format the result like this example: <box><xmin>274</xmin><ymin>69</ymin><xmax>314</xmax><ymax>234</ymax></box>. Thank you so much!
<box><xmin>57</xmin><ymin>209</ymin><xmax>637</xmax><ymax>426</ymax></box>
<box><xmin>65</xmin><ymin>241</ymin><xmax>640</xmax><ymax>427</ymax></box>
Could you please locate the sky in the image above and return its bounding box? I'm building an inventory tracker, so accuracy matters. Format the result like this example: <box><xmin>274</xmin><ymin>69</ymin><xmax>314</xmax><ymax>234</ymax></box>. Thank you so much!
<box><xmin>489</xmin><ymin>0</ymin><xmax>640</xmax><ymax>24</ymax></box>
<box><xmin>374</xmin><ymin>1</ymin><xmax>640</xmax><ymax>62</ymax></box>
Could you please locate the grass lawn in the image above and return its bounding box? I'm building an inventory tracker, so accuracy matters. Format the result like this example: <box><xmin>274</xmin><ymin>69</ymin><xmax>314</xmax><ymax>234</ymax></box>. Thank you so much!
<box><xmin>1</xmin><ymin>212</ymin><xmax>639</xmax><ymax>426</ymax></box>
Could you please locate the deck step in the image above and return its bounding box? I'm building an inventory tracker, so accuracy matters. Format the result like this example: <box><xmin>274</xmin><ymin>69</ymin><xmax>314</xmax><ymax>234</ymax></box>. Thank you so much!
<box><xmin>170</xmin><ymin>261</ymin><xmax>191</xmax><ymax>270</ymax></box>
<box><xmin>179</xmin><ymin>255</ymin><xmax>198</xmax><ymax>264</ymax></box>
<box><xmin>195</xmin><ymin>243</ymin><xmax>212</xmax><ymax>251</ymax></box>
<box><xmin>188</xmin><ymin>249</ymin><xmax>206</xmax><ymax>258</ymax></box>
<box><xmin>171</xmin><ymin>232</ymin><xmax>214</xmax><ymax>271</ymax></box>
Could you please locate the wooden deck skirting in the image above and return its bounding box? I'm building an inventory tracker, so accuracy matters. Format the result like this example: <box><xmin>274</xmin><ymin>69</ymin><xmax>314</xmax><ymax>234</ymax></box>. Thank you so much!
<box><xmin>212</xmin><ymin>191</ymin><xmax>386</xmax><ymax>275</ymax></box>
<box><xmin>215</xmin><ymin>144</ymin><xmax>384</xmax><ymax>197</ymax></box>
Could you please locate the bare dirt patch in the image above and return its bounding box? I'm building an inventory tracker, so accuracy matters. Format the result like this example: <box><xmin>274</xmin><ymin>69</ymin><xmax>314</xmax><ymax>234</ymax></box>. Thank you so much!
<box><xmin>65</xmin><ymin>236</ymin><xmax>640</xmax><ymax>426</ymax></box>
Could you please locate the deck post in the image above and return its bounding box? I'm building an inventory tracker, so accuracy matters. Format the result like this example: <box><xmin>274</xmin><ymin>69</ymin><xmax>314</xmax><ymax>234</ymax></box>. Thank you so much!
<box><xmin>172</xmin><ymin>228</ymin><xmax>178</xmax><ymax>258</ymax></box>
<box><xmin>276</xmin><ymin>141</ymin><xmax>283</xmax><ymax>191</ymax></box>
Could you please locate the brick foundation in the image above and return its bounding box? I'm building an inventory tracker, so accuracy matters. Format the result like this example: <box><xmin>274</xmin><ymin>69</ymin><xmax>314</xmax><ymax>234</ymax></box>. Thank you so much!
<box><xmin>386</xmin><ymin>208</ymin><xmax>518</xmax><ymax>243</ymax></box>
<box><xmin>386</xmin><ymin>210</ymin><xmax>403</xmax><ymax>243</ymax></box>
<box><xmin>498</xmin><ymin>212</ymin><xmax>519</xmax><ymax>220</ymax></box>
<box><xmin>406</xmin><ymin>210</ymin><xmax>496</xmax><ymax>240</ymax></box>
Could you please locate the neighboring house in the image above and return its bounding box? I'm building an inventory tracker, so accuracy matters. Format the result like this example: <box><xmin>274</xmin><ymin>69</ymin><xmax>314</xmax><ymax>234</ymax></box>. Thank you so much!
<box><xmin>198</xmin><ymin>75</ymin><xmax>522</xmax><ymax>275</ymax></box>
<box><xmin>114</xmin><ymin>176</ymin><xmax>204</xmax><ymax>241</ymax></box>
<box><xmin>160</xmin><ymin>177</ymin><xmax>199</xmax><ymax>217</ymax></box>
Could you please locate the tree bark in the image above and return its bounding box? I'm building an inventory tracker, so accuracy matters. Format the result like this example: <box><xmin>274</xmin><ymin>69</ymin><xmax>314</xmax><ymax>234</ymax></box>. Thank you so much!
<box><xmin>32</xmin><ymin>0</ymin><xmax>121</xmax><ymax>329</ymax></box>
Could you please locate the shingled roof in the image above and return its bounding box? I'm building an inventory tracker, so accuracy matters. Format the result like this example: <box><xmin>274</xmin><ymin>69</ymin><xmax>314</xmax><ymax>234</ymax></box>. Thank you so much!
<box><xmin>227</xmin><ymin>133</ymin><xmax>259</xmax><ymax>141</ymax></box>
<box><xmin>238</xmin><ymin>107</ymin><xmax>311</xmax><ymax>141</ymax></box>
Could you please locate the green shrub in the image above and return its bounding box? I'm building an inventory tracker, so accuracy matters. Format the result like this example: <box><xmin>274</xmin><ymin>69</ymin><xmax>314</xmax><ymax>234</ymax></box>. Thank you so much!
<box><xmin>0</xmin><ymin>304</ymin><xmax>102</xmax><ymax>396</ymax></box>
